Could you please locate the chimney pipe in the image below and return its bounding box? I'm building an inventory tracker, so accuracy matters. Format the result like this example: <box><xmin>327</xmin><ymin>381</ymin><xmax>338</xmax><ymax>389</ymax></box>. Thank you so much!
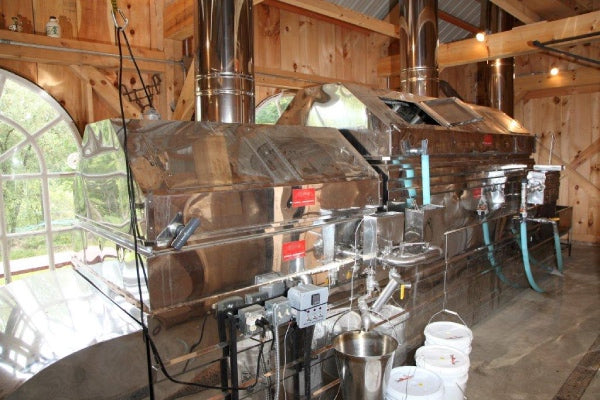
<box><xmin>400</xmin><ymin>0</ymin><xmax>439</xmax><ymax>97</ymax></box>
<box><xmin>195</xmin><ymin>0</ymin><xmax>255</xmax><ymax>123</ymax></box>
<box><xmin>478</xmin><ymin>2</ymin><xmax>514</xmax><ymax>116</ymax></box>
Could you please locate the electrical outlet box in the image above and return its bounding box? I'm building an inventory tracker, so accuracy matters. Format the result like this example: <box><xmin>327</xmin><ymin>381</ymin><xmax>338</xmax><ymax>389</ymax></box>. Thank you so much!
<box><xmin>265</xmin><ymin>296</ymin><xmax>292</xmax><ymax>326</ymax></box>
<box><xmin>288</xmin><ymin>284</ymin><xmax>329</xmax><ymax>328</ymax></box>
<box><xmin>238</xmin><ymin>304</ymin><xmax>266</xmax><ymax>336</ymax></box>
<box><xmin>244</xmin><ymin>291</ymin><xmax>269</xmax><ymax>304</ymax></box>
<box><xmin>255</xmin><ymin>272</ymin><xmax>286</xmax><ymax>297</ymax></box>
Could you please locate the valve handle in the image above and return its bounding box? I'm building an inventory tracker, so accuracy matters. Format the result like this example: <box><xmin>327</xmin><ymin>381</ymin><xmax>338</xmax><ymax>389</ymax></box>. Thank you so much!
<box><xmin>172</xmin><ymin>217</ymin><xmax>201</xmax><ymax>250</ymax></box>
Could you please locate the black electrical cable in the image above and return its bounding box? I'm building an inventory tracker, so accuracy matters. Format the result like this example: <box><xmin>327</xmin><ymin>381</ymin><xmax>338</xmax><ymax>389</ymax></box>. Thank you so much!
<box><xmin>182</xmin><ymin>314</ymin><xmax>209</xmax><ymax>373</ymax></box>
<box><xmin>116</xmin><ymin>25</ymin><xmax>155</xmax><ymax>400</ymax></box>
<box><xmin>118</xmin><ymin>27</ymin><xmax>154</xmax><ymax>109</ymax></box>
<box><xmin>115</xmin><ymin>25</ymin><xmax>271</xmax><ymax>393</ymax></box>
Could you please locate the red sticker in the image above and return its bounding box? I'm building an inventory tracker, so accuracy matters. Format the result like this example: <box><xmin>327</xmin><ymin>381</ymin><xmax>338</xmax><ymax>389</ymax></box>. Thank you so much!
<box><xmin>283</xmin><ymin>240</ymin><xmax>306</xmax><ymax>261</ymax></box>
<box><xmin>483</xmin><ymin>134</ymin><xmax>493</xmax><ymax>146</ymax></box>
<box><xmin>472</xmin><ymin>188</ymin><xmax>482</xmax><ymax>198</ymax></box>
<box><xmin>292</xmin><ymin>188</ymin><xmax>316</xmax><ymax>207</ymax></box>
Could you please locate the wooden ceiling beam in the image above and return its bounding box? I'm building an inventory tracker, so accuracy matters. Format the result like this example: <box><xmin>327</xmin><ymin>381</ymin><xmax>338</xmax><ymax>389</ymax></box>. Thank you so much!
<box><xmin>164</xmin><ymin>0</ymin><xmax>398</xmax><ymax>40</ymax></box>
<box><xmin>378</xmin><ymin>10</ymin><xmax>600</xmax><ymax>76</ymax></box>
<box><xmin>490</xmin><ymin>0</ymin><xmax>543</xmax><ymax>24</ymax></box>
<box><xmin>438</xmin><ymin>10</ymin><xmax>479</xmax><ymax>34</ymax></box>
<box><xmin>260</xmin><ymin>0</ymin><xmax>398</xmax><ymax>37</ymax></box>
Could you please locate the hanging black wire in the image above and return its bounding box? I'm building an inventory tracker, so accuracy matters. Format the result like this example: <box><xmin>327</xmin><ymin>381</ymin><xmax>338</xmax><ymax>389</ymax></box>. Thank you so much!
<box><xmin>114</xmin><ymin>24</ymin><xmax>270</xmax><ymax>394</ymax></box>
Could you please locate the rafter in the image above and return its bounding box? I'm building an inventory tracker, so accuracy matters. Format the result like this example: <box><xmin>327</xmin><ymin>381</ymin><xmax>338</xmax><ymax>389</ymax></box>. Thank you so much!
<box><xmin>378</xmin><ymin>11</ymin><xmax>600</xmax><ymax>76</ymax></box>
<box><xmin>165</xmin><ymin>0</ymin><xmax>398</xmax><ymax>40</ymax></box>
<box><xmin>438</xmin><ymin>10</ymin><xmax>479</xmax><ymax>34</ymax></box>
<box><xmin>490</xmin><ymin>0</ymin><xmax>543</xmax><ymax>24</ymax></box>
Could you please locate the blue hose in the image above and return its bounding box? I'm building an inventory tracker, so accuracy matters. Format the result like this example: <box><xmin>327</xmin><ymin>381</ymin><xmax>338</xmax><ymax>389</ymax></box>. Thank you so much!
<box><xmin>520</xmin><ymin>220</ymin><xmax>544</xmax><ymax>292</ymax></box>
<box><xmin>552</xmin><ymin>222</ymin><xmax>564</xmax><ymax>273</ymax></box>
<box><xmin>421</xmin><ymin>154</ymin><xmax>430</xmax><ymax>205</ymax></box>
<box><xmin>482</xmin><ymin>220</ymin><xmax>518</xmax><ymax>287</ymax></box>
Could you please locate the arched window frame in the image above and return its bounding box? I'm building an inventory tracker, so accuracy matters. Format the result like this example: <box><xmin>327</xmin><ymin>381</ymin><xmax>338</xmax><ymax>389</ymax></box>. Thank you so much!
<box><xmin>0</xmin><ymin>69</ymin><xmax>82</xmax><ymax>284</ymax></box>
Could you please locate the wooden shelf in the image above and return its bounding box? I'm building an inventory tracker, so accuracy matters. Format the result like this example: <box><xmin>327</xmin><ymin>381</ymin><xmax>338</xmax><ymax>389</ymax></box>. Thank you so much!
<box><xmin>0</xmin><ymin>30</ymin><xmax>169</xmax><ymax>72</ymax></box>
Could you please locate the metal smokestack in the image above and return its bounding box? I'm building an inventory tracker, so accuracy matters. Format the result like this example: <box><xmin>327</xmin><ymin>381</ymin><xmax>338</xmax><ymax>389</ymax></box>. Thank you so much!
<box><xmin>400</xmin><ymin>0</ymin><xmax>439</xmax><ymax>97</ymax></box>
<box><xmin>478</xmin><ymin>1</ymin><xmax>514</xmax><ymax>116</ymax></box>
<box><xmin>195</xmin><ymin>0</ymin><xmax>255</xmax><ymax>123</ymax></box>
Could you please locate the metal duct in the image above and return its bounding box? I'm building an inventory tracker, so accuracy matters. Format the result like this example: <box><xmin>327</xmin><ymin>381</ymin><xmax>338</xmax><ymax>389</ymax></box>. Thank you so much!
<box><xmin>195</xmin><ymin>0</ymin><xmax>255</xmax><ymax>123</ymax></box>
<box><xmin>478</xmin><ymin>2</ymin><xmax>514</xmax><ymax>116</ymax></box>
<box><xmin>399</xmin><ymin>0</ymin><xmax>439</xmax><ymax>97</ymax></box>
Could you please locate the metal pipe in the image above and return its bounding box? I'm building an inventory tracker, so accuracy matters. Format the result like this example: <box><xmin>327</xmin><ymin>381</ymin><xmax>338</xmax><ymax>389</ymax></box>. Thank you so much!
<box><xmin>478</xmin><ymin>2</ymin><xmax>514</xmax><ymax>116</ymax></box>
<box><xmin>195</xmin><ymin>0</ymin><xmax>255</xmax><ymax>123</ymax></box>
<box><xmin>371</xmin><ymin>269</ymin><xmax>402</xmax><ymax>313</ymax></box>
<box><xmin>378</xmin><ymin>245</ymin><xmax>442</xmax><ymax>267</ymax></box>
<box><xmin>400</xmin><ymin>0</ymin><xmax>439</xmax><ymax>97</ymax></box>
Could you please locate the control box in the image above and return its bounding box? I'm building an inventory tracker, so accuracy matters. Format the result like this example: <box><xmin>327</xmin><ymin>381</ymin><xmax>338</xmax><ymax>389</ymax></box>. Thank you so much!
<box><xmin>288</xmin><ymin>284</ymin><xmax>329</xmax><ymax>328</ymax></box>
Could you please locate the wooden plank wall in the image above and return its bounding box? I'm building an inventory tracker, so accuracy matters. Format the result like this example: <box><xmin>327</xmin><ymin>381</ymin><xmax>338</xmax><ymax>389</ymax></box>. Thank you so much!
<box><xmin>514</xmin><ymin>44</ymin><xmax>600</xmax><ymax>243</ymax></box>
<box><xmin>254</xmin><ymin>4</ymin><xmax>389</xmax><ymax>103</ymax></box>
<box><xmin>0</xmin><ymin>1</ymin><xmax>388</xmax><ymax>127</ymax></box>
<box><xmin>0</xmin><ymin>0</ymin><xmax>183</xmax><ymax>132</ymax></box>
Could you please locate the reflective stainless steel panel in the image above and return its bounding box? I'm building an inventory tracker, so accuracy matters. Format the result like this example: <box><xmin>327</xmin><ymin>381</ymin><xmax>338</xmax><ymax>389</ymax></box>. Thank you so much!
<box><xmin>0</xmin><ymin>268</ymin><xmax>141</xmax><ymax>399</ymax></box>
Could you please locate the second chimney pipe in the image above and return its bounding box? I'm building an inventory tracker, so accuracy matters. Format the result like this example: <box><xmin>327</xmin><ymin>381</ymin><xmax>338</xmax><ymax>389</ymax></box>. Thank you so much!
<box><xmin>478</xmin><ymin>1</ymin><xmax>515</xmax><ymax>116</ymax></box>
<box><xmin>400</xmin><ymin>0</ymin><xmax>439</xmax><ymax>97</ymax></box>
<box><xmin>195</xmin><ymin>0</ymin><xmax>255</xmax><ymax>123</ymax></box>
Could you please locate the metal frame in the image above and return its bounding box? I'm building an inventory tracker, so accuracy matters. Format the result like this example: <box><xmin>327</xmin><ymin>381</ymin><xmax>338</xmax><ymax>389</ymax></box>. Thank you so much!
<box><xmin>532</xmin><ymin>32</ymin><xmax>600</xmax><ymax>66</ymax></box>
<box><xmin>0</xmin><ymin>69</ymin><xmax>82</xmax><ymax>284</ymax></box>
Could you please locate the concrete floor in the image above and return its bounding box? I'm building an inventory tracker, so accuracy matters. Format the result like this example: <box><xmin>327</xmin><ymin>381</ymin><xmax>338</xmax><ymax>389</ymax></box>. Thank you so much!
<box><xmin>467</xmin><ymin>244</ymin><xmax>600</xmax><ymax>400</ymax></box>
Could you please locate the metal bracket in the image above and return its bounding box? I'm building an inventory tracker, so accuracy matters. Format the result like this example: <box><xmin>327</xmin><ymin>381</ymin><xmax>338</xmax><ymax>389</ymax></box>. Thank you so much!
<box><xmin>532</xmin><ymin>32</ymin><xmax>600</xmax><ymax>67</ymax></box>
<box><xmin>120</xmin><ymin>74</ymin><xmax>161</xmax><ymax>111</ymax></box>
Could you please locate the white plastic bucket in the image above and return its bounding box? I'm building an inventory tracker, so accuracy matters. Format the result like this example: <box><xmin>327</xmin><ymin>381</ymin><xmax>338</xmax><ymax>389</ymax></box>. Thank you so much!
<box><xmin>415</xmin><ymin>345</ymin><xmax>469</xmax><ymax>400</ymax></box>
<box><xmin>424</xmin><ymin>321</ymin><xmax>473</xmax><ymax>355</ymax></box>
<box><xmin>385</xmin><ymin>366</ymin><xmax>445</xmax><ymax>400</ymax></box>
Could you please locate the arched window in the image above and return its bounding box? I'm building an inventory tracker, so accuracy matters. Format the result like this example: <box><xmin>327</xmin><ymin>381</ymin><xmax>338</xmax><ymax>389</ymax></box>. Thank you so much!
<box><xmin>0</xmin><ymin>69</ymin><xmax>81</xmax><ymax>284</ymax></box>
<box><xmin>255</xmin><ymin>91</ymin><xmax>295</xmax><ymax>124</ymax></box>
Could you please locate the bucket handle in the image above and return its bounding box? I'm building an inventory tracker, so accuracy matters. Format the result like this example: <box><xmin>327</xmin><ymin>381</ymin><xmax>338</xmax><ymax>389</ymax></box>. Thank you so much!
<box><xmin>428</xmin><ymin>308</ymin><xmax>468</xmax><ymax>327</ymax></box>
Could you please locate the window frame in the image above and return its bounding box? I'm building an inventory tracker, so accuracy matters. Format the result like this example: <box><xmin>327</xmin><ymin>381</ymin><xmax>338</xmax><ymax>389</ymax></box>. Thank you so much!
<box><xmin>0</xmin><ymin>69</ymin><xmax>82</xmax><ymax>284</ymax></box>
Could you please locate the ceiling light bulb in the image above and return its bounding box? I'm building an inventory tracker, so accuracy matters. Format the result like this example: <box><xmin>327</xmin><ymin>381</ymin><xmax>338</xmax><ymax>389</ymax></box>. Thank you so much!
<box><xmin>476</xmin><ymin>32</ymin><xmax>485</xmax><ymax>42</ymax></box>
<box><xmin>550</xmin><ymin>67</ymin><xmax>559</xmax><ymax>76</ymax></box>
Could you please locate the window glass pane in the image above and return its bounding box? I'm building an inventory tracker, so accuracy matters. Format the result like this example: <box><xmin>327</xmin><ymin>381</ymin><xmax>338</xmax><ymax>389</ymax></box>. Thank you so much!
<box><xmin>53</xmin><ymin>231</ymin><xmax>75</xmax><ymax>267</ymax></box>
<box><xmin>36</xmin><ymin>121</ymin><xmax>79</xmax><ymax>172</ymax></box>
<box><xmin>0</xmin><ymin>121</ymin><xmax>25</xmax><ymax>158</ymax></box>
<box><xmin>8</xmin><ymin>234</ymin><xmax>49</xmax><ymax>276</ymax></box>
<box><xmin>0</xmin><ymin>144</ymin><xmax>40</xmax><ymax>175</ymax></box>
<box><xmin>48</xmin><ymin>177</ymin><xmax>75</xmax><ymax>228</ymax></box>
<box><xmin>0</xmin><ymin>79</ymin><xmax>59</xmax><ymax>133</ymax></box>
<box><xmin>256</xmin><ymin>94</ymin><xmax>294</xmax><ymax>124</ymax></box>
<box><xmin>3</xmin><ymin>179</ymin><xmax>44</xmax><ymax>234</ymax></box>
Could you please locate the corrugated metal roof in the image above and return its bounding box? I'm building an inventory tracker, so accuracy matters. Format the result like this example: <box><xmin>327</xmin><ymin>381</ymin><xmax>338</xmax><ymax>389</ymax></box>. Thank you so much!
<box><xmin>327</xmin><ymin>0</ymin><xmax>481</xmax><ymax>43</ymax></box>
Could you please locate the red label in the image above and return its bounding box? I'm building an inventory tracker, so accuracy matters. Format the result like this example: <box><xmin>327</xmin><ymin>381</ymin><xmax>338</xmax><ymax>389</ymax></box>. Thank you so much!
<box><xmin>292</xmin><ymin>188</ymin><xmax>316</xmax><ymax>207</ymax></box>
<box><xmin>483</xmin><ymin>134</ymin><xmax>493</xmax><ymax>146</ymax></box>
<box><xmin>472</xmin><ymin>188</ymin><xmax>482</xmax><ymax>198</ymax></box>
<box><xmin>282</xmin><ymin>240</ymin><xmax>306</xmax><ymax>261</ymax></box>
